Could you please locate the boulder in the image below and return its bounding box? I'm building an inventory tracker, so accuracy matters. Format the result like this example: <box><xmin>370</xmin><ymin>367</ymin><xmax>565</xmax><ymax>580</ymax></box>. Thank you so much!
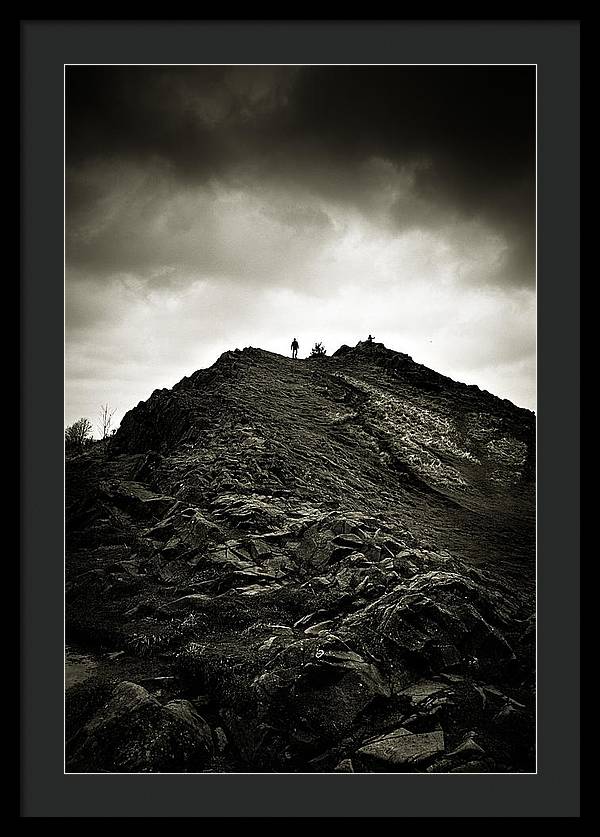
<box><xmin>66</xmin><ymin>681</ymin><xmax>213</xmax><ymax>772</ymax></box>
<box><xmin>343</xmin><ymin>570</ymin><xmax>515</xmax><ymax>673</ymax></box>
<box><xmin>252</xmin><ymin>637</ymin><xmax>391</xmax><ymax>751</ymax></box>
<box><xmin>357</xmin><ymin>725</ymin><xmax>444</xmax><ymax>769</ymax></box>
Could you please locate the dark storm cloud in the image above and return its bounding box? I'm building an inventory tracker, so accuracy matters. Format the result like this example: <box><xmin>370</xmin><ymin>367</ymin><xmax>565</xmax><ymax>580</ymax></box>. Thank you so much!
<box><xmin>66</xmin><ymin>66</ymin><xmax>297</xmax><ymax>177</ymax></box>
<box><xmin>66</xmin><ymin>65</ymin><xmax>535</xmax><ymax>286</ymax></box>
<box><xmin>65</xmin><ymin>65</ymin><xmax>537</xmax><ymax>429</ymax></box>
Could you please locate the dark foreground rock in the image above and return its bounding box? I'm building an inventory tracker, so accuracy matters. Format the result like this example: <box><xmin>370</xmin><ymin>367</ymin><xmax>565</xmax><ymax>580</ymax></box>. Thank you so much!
<box><xmin>357</xmin><ymin>725</ymin><xmax>445</xmax><ymax>769</ymax></box>
<box><xmin>66</xmin><ymin>343</ymin><xmax>535</xmax><ymax>773</ymax></box>
<box><xmin>67</xmin><ymin>681</ymin><xmax>213</xmax><ymax>773</ymax></box>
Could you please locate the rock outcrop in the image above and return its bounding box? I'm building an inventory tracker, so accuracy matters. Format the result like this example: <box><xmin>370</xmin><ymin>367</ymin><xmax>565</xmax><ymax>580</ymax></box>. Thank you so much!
<box><xmin>67</xmin><ymin>681</ymin><xmax>213</xmax><ymax>773</ymax></box>
<box><xmin>66</xmin><ymin>342</ymin><xmax>535</xmax><ymax>773</ymax></box>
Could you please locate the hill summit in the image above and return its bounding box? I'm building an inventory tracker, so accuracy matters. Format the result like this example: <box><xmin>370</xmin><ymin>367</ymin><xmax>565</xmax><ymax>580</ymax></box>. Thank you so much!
<box><xmin>66</xmin><ymin>342</ymin><xmax>535</xmax><ymax>773</ymax></box>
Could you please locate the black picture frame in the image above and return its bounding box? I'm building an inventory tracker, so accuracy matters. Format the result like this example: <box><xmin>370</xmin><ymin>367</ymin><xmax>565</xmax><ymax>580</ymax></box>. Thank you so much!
<box><xmin>21</xmin><ymin>20</ymin><xmax>580</xmax><ymax>817</ymax></box>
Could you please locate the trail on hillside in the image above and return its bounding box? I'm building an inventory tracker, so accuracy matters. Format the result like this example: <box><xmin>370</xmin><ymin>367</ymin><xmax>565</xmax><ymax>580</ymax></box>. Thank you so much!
<box><xmin>65</xmin><ymin>342</ymin><xmax>535</xmax><ymax>774</ymax></box>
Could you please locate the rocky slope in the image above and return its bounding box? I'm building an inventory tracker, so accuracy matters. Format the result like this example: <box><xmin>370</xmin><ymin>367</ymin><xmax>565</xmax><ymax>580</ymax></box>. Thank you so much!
<box><xmin>65</xmin><ymin>341</ymin><xmax>535</xmax><ymax>773</ymax></box>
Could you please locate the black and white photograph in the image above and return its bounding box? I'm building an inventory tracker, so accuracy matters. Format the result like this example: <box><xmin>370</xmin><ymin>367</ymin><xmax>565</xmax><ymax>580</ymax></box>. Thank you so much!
<box><xmin>64</xmin><ymin>64</ymin><xmax>537</xmax><ymax>774</ymax></box>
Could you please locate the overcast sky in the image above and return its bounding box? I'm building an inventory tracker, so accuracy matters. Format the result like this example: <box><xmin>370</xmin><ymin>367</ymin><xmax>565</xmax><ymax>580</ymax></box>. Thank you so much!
<box><xmin>66</xmin><ymin>65</ymin><xmax>536</xmax><ymax>434</ymax></box>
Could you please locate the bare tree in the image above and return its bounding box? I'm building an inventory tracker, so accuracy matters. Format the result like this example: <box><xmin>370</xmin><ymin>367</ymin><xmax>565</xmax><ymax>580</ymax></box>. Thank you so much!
<box><xmin>98</xmin><ymin>403</ymin><xmax>117</xmax><ymax>440</ymax></box>
<box><xmin>65</xmin><ymin>417</ymin><xmax>93</xmax><ymax>450</ymax></box>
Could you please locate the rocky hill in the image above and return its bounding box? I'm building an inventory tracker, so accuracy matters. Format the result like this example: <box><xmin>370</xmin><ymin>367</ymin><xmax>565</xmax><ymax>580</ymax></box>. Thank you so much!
<box><xmin>65</xmin><ymin>341</ymin><xmax>535</xmax><ymax>773</ymax></box>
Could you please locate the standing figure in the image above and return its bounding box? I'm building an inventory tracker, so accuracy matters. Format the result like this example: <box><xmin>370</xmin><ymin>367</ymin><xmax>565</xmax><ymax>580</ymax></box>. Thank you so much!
<box><xmin>291</xmin><ymin>337</ymin><xmax>299</xmax><ymax>359</ymax></box>
<box><xmin>366</xmin><ymin>334</ymin><xmax>374</xmax><ymax>344</ymax></box>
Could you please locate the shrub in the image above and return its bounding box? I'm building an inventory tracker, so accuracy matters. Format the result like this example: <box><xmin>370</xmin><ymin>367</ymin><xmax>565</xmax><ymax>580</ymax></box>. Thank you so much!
<box><xmin>309</xmin><ymin>341</ymin><xmax>327</xmax><ymax>358</ymax></box>
<box><xmin>65</xmin><ymin>417</ymin><xmax>93</xmax><ymax>450</ymax></box>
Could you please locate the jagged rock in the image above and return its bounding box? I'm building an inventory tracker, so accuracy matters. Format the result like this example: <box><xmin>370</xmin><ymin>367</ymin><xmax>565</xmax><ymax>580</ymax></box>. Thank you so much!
<box><xmin>210</xmin><ymin>495</ymin><xmax>287</xmax><ymax>529</ymax></box>
<box><xmin>333</xmin><ymin>566</ymin><xmax>361</xmax><ymax>592</ymax></box>
<box><xmin>66</xmin><ymin>681</ymin><xmax>213</xmax><ymax>772</ymax></box>
<box><xmin>99</xmin><ymin>481</ymin><xmax>175</xmax><ymax>519</ymax></box>
<box><xmin>357</xmin><ymin>725</ymin><xmax>444</xmax><ymax>768</ymax></box>
<box><xmin>140</xmin><ymin>554</ymin><xmax>193</xmax><ymax>586</ymax></box>
<box><xmin>148</xmin><ymin>507</ymin><xmax>221</xmax><ymax>553</ymax></box>
<box><xmin>207</xmin><ymin>544</ymin><xmax>254</xmax><ymax>571</ymax></box>
<box><xmin>296</xmin><ymin>524</ymin><xmax>334</xmax><ymax>570</ymax></box>
<box><xmin>66</xmin><ymin>341</ymin><xmax>535</xmax><ymax>773</ymax></box>
<box><xmin>446</xmin><ymin>734</ymin><xmax>486</xmax><ymax>758</ymax></box>
<box><xmin>334</xmin><ymin>758</ymin><xmax>355</xmax><ymax>772</ymax></box>
<box><xmin>380</xmin><ymin>551</ymin><xmax>420</xmax><ymax>577</ymax></box>
<box><xmin>252</xmin><ymin>637</ymin><xmax>390</xmax><ymax>750</ymax></box>
<box><xmin>343</xmin><ymin>570</ymin><xmax>515</xmax><ymax>674</ymax></box>
<box><xmin>248</xmin><ymin>539</ymin><xmax>272</xmax><ymax>561</ymax></box>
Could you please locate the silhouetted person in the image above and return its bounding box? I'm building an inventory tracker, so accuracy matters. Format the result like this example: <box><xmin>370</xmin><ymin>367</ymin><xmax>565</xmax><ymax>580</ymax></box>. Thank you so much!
<box><xmin>291</xmin><ymin>338</ymin><xmax>299</xmax><ymax>359</ymax></box>
<box><xmin>366</xmin><ymin>334</ymin><xmax>374</xmax><ymax>344</ymax></box>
